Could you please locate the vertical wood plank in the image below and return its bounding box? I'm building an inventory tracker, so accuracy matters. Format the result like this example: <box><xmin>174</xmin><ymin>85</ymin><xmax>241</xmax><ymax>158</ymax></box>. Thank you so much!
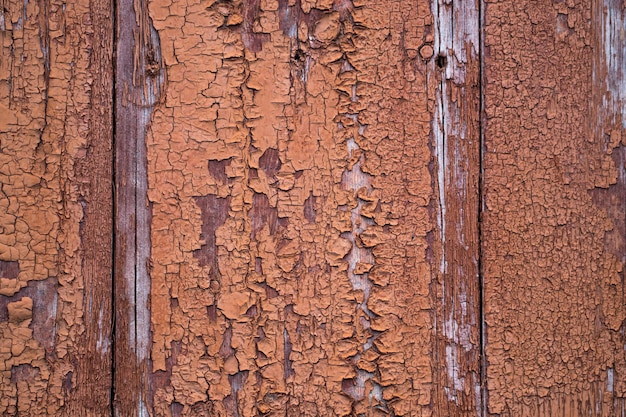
<box><xmin>0</xmin><ymin>0</ymin><xmax>114</xmax><ymax>414</ymax></box>
<box><xmin>483</xmin><ymin>0</ymin><xmax>625</xmax><ymax>415</ymax></box>
<box><xmin>139</xmin><ymin>0</ymin><xmax>483</xmax><ymax>415</ymax></box>
<box><xmin>114</xmin><ymin>0</ymin><xmax>162</xmax><ymax>414</ymax></box>
<box><xmin>431</xmin><ymin>0</ymin><xmax>483</xmax><ymax>415</ymax></box>
<box><xmin>68</xmin><ymin>0</ymin><xmax>115</xmax><ymax>412</ymax></box>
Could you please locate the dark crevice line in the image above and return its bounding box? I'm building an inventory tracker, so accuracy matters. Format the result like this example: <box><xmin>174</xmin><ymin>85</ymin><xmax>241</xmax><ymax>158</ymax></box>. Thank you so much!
<box><xmin>433</xmin><ymin>0</ymin><xmax>443</xmax><ymax>409</ymax></box>
<box><xmin>111</xmin><ymin>0</ymin><xmax>118</xmax><ymax>413</ymax></box>
<box><xmin>478</xmin><ymin>0</ymin><xmax>487</xmax><ymax>415</ymax></box>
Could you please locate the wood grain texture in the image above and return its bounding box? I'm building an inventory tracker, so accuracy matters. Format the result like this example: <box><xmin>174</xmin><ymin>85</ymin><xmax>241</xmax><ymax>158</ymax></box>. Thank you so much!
<box><xmin>431</xmin><ymin>0</ymin><xmax>482</xmax><ymax>415</ymax></box>
<box><xmin>114</xmin><ymin>0</ymin><xmax>163</xmax><ymax>414</ymax></box>
<box><xmin>483</xmin><ymin>0</ymin><xmax>625</xmax><ymax>415</ymax></box>
<box><xmin>0</xmin><ymin>0</ymin><xmax>114</xmax><ymax>414</ymax></box>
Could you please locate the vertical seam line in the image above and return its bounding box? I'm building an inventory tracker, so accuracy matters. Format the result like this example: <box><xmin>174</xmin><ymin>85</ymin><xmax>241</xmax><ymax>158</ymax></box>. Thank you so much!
<box><xmin>478</xmin><ymin>0</ymin><xmax>487</xmax><ymax>415</ymax></box>
<box><xmin>111</xmin><ymin>0</ymin><xmax>118</xmax><ymax>413</ymax></box>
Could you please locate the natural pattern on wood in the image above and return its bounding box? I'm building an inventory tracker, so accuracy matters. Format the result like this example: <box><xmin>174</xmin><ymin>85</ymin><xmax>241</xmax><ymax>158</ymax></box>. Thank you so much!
<box><xmin>114</xmin><ymin>0</ymin><xmax>163</xmax><ymax>414</ymax></box>
<box><xmin>431</xmin><ymin>0</ymin><xmax>482</xmax><ymax>415</ymax></box>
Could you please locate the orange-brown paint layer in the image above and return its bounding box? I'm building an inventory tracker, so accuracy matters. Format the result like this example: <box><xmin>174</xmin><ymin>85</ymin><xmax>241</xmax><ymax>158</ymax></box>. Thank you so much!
<box><xmin>144</xmin><ymin>0</ymin><xmax>447</xmax><ymax>415</ymax></box>
<box><xmin>483</xmin><ymin>0</ymin><xmax>625</xmax><ymax>415</ymax></box>
<box><xmin>0</xmin><ymin>0</ymin><xmax>114</xmax><ymax>414</ymax></box>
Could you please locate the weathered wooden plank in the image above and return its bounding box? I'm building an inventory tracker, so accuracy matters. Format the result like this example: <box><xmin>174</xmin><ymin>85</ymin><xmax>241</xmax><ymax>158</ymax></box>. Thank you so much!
<box><xmin>114</xmin><ymin>0</ymin><xmax>163</xmax><ymax>414</ymax></box>
<box><xmin>483</xmin><ymin>0</ymin><xmax>625</xmax><ymax>415</ymax></box>
<box><xmin>0</xmin><ymin>0</ymin><xmax>114</xmax><ymax>414</ymax></box>
<box><xmin>431</xmin><ymin>0</ymin><xmax>483</xmax><ymax>415</ymax></box>
<box><xmin>138</xmin><ymin>0</ymin><xmax>483</xmax><ymax>415</ymax></box>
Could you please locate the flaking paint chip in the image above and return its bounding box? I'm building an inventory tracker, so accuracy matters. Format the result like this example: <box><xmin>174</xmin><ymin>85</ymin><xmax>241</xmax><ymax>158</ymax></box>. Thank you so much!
<box><xmin>8</xmin><ymin>297</ymin><xmax>33</xmax><ymax>323</ymax></box>
<box><xmin>354</xmin><ymin>262</ymin><xmax>373</xmax><ymax>275</ymax></box>
<box><xmin>217</xmin><ymin>292</ymin><xmax>254</xmax><ymax>320</ymax></box>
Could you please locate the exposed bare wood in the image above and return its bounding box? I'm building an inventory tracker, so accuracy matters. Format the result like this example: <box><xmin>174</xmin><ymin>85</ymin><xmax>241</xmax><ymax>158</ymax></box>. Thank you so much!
<box><xmin>114</xmin><ymin>0</ymin><xmax>163</xmax><ymax>414</ymax></box>
<box><xmin>431</xmin><ymin>0</ymin><xmax>482</xmax><ymax>415</ymax></box>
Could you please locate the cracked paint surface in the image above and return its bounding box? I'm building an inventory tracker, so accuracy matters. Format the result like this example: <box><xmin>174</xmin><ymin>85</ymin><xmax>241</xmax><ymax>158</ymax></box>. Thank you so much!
<box><xmin>5</xmin><ymin>0</ymin><xmax>624</xmax><ymax>415</ymax></box>
<box><xmin>144</xmin><ymin>0</ymin><xmax>443</xmax><ymax>415</ymax></box>
<box><xmin>483</xmin><ymin>0</ymin><xmax>626</xmax><ymax>415</ymax></box>
<box><xmin>0</xmin><ymin>0</ymin><xmax>113</xmax><ymax>414</ymax></box>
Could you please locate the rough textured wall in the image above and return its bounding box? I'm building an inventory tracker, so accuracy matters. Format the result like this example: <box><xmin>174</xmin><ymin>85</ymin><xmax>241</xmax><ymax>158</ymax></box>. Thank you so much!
<box><xmin>3</xmin><ymin>0</ymin><xmax>624</xmax><ymax>415</ymax></box>
<box><xmin>483</xmin><ymin>0</ymin><xmax>626</xmax><ymax>415</ymax></box>
<box><xmin>0</xmin><ymin>0</ymin><xmax>113</xmax><ymax>415</ymax></box>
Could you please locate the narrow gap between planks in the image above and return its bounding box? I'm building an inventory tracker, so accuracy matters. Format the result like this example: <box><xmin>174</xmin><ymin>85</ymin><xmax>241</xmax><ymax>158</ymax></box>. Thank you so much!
<box><xmin>478</xmin><ymin>0</ymin><xmax>488</xmax><ymax>415</ymax></box>
<box><xmin>110</xmin><ymin>0</ymin><xmax>118</xmax><ymax>413</ymax></box>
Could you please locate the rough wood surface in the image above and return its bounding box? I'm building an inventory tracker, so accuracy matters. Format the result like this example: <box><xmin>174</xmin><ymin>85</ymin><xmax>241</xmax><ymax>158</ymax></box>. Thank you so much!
<box><xmin>0</xmin><ymin>0</ymin><xmax>114</xmax><ymax>414</ymax></box>
<box><xmin>431</xmin><ymin>0</ymin><xmax>482</xmax><ymax>415</ymax></box>
<box><xmin>2</xmin><ymin>0</ymin><xmax>624</xmax><ymax>415</ymax></box>
<box><xmin>114</xmin><ymin>0</ymin><xmax>163</xmax><ymax>414</ymax></box>
<box><xmin>483</xmin><ymin>0</ymin><xmax>625</xmax><ymax>415</ymax></box>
